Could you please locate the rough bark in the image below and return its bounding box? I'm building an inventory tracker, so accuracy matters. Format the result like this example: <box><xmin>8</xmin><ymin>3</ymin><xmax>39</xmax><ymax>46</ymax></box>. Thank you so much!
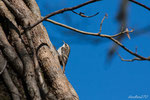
<box><xmin>0</xmin><ymin>0</ymin><xmax>78</xmax><ymax>100</ymax></box>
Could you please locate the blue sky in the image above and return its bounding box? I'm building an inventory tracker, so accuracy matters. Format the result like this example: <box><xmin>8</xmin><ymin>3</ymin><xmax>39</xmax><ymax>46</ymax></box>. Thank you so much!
<box><xmin>36</xmin><ymin>0</ymin><xmax>150</xmax><ymax>100</ymax></box>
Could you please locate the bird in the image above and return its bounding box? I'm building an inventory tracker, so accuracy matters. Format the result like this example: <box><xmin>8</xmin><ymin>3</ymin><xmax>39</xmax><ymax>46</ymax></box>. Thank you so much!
<box><xmin>57</xmin><ymin>41</ymin><xmax>70</xmax><ymax>73</ymax></box>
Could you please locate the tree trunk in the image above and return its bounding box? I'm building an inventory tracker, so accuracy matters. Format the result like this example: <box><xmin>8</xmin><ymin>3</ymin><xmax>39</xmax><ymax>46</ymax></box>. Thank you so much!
<box><xmin>0</xmin><ymin>0</ymin><xmax>78</xmax><ymax>100</ymax></box>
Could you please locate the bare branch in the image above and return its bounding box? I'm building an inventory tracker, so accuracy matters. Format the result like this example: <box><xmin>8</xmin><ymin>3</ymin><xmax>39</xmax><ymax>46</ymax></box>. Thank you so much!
<box><xmin>44</xmin><ymin>17</ymin><xmax>133</xmax><ymax>38</ymax></box>
<box><xmin>129</xmin><ymin>0</ymin><xmax>150</xmax><ymax>11</ymax></box>
<box><xmin>72</xmin><ymin>10</ymin><xmax>99</xmax><ymax>18</ymax></box>
<box><xmin>26</xmin><ymin>0</ymin><xmax>101</xmax><ymax>30</ymax></box>
<box><xmin>44</xmin><ymin>17</ymin><xmax>150</xmax><ymax>61</ymax></box>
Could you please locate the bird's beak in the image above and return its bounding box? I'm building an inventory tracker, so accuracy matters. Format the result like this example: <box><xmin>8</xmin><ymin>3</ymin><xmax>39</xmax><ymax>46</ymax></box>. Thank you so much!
<box><xmin>63</xmin><ymin>41</ymin><xmax>65</xmax><ymax>44</ymax></box>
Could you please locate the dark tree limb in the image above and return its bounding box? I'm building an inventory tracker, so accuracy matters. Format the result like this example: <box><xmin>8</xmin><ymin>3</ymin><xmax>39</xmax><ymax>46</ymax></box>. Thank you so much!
<box><xmin>129</xmin><ymin>0</ymin><xmax>150</xmax><ymax>11</ymax></box>
<box><xmin>0</xmin><ymin>50</ymin><xmax>7</xmax><ymax>75</ymax></box>
<box><xmin>2</xmin><ymin>68</ymin><xmax>21</xmax><ymax>100</ymax></box>
<box><xmin>0</xmin><ymin>24</ymin><xmax>23</xmax><ymax>75</ymax></box>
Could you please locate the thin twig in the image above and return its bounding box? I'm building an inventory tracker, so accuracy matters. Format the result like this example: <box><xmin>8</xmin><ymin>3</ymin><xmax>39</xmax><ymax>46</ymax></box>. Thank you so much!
<box><xmin>72</xmin><ymin>10</ymin><xmax>99</xmax><ymax>18</ymax></box>
<box><xmin>129</xmin><ymin>0</ymin><xmax>150</xmax><ymax>11</ymax></box>
<box><xmin>111</xmin><ymin>28</ymin><xmax>133</xmax><ymax>37</ymax></box>
<box><xmin>117</xmin><ymin>52</ymin><xmax>147</xmax><ymax>62</ymax></box>
<box><xmin>26</xmin><ymin>0</ymin><xmax>101</xmax><ymax>30</ymax></box>
<box><xmin>98</xmin><ymin>14</ymin><xmax>108</xmax><ymax>34</ymax></box>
